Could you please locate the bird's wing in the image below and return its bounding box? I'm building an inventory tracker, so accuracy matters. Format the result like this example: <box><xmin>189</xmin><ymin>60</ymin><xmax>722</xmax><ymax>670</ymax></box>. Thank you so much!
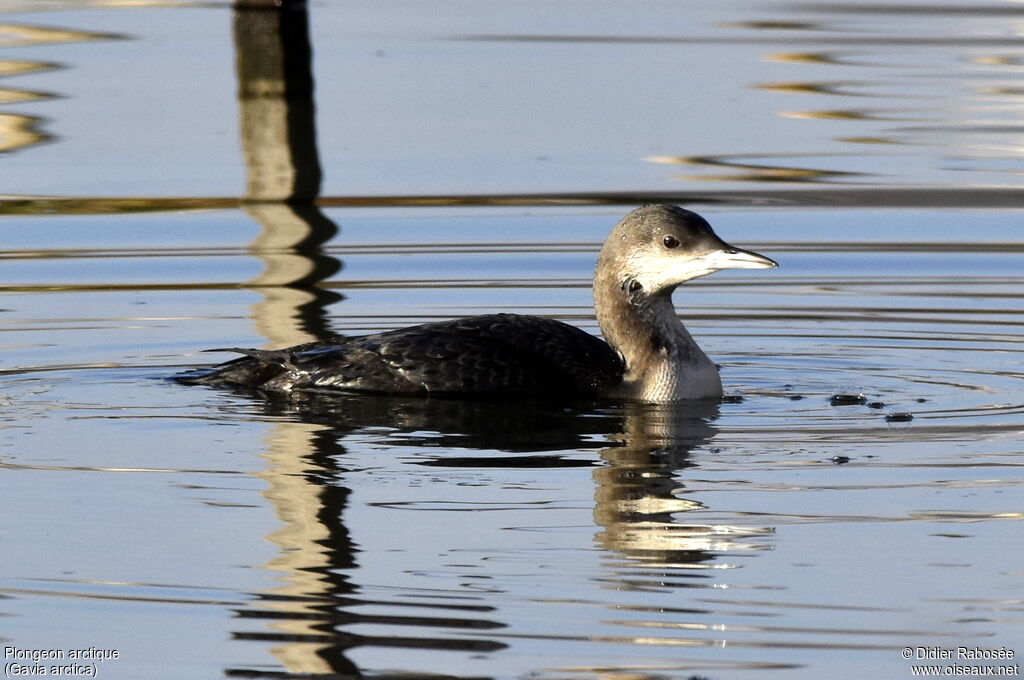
<box><xmin>356</xmin><ymin>314</ymin><xmax>623</xmax><ymax>396</ymax></box>
<box><xmin>178</xmin><ymin>314</ymin><xmax>623</xmax><ymax>397</ymax></box>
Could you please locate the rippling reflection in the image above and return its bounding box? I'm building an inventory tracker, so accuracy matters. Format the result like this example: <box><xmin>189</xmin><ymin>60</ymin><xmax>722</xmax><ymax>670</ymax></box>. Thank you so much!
<box><xmin>0</xmin><ymin>22</ymin><xmax>124</xmax><ymax>47</ymax></box>
<box><xmin>0</xmin><ymin>23</ymin><xmax>125</xmax><ymax>153</ymax></box>
<box><xmin>226</xmin><ymin>394</ymin><xmax>608</xmax><ymax>676</ymax></box>
<box><xmin>596</xmin><ymin>403</ymin><xmax>748</xmax><ymax>571</ymax></box>
<box><xmin>647</xmin><ymin>154</ymin><xmax>860</xmax><ymax>183</ymax></box>
<box><xmin>205</xmin><ymin>373</ymin><xmax>1011</xmax><ymax>677</ymax></box>
<box><xmin>764</xmin><ymin>51</ymin><xmax>857</xmax><ymax>66</ymax></box>
<box><xmin>216</xmin><ymin>390</ymin><xmax>765</xmax><ymax>675</ymax></box>
<box><xmin>231</xmin><ymin>411</ymin><xmax>511</xmax><ymax>677</ymax></box>
<box><xmin>233</xmin><ymin>2</ymin><xmax>341</xmax><ymax>346</ymax></box>
<box><xmin>226</xmin><ymin>5</ymin><xmax>346</xmax><ymax>674</ymax></box>
<box><xmin>0</xmin><ymin>112</ymin><xmax>50</xmax><ymax>151</ymax></box>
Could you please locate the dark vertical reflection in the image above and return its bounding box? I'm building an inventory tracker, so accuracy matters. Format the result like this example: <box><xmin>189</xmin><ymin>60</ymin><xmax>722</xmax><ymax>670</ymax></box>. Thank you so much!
<box><xmin>229</xmin><ymin>8</ymin><xmax>507</xmax><ymax>678</ymax></box>
<box><xmin>229</xmin><ymin>423</ymin><xmax>364</xmax><ymax>678</ymax></box>
<box><xmin>235</xmin><ymin>0</ymin><xmax>320</xmax><ymax>202</ymax></box>
<box><xmin>229</xmin><ymin>3</ymin><xmax>353</xmax><ymax>676</ymax></box>
<box><xmin>233</xmin><ymin>0</ymin><xmax>342</xmax><ymax>346</ymax></box>
<box><xmin>225</xmin><ymin>398</ymin><xmax>513</xmax><ymax>678</ymax></box>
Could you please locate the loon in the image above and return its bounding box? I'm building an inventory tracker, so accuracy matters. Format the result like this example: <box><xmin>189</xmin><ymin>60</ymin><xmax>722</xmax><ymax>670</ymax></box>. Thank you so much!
<box><xmin>176</xmin><ymin>205</ymin><xmax>777</xmax><ymax>402</ymax></box>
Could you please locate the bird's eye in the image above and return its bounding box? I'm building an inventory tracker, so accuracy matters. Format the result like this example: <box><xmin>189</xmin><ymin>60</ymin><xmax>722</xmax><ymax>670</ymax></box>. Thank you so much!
<box><xmin>663</xmin><ymin>235</ymin><xmax>680</xmax><ymax>249</ymax></box>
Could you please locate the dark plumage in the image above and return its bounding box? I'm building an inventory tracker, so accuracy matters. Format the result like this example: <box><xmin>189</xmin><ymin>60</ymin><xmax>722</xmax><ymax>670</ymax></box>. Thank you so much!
<box><xmin>186</xmin><ymin>315</ymin><xmax>622</xmax><ymax>399</ymax></box>
<box><xmin>181</xmin><ymin>314</ymin><xmax>623</xmax><ymax>397</ymax></box>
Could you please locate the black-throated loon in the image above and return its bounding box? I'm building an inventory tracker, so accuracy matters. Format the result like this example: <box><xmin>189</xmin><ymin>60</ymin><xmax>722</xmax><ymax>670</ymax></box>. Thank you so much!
<box><xmin>176</xmin><ymin>205</ymin><xmax>777</xmax><ymax>401</ymax></box>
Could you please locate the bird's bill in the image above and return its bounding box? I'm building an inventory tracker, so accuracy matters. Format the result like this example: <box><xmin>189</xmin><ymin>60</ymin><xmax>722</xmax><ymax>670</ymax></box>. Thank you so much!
<box><xmin>697</xmin><ymin>245</ymin><xmax>778</xmax><ymax>271</ymax></box>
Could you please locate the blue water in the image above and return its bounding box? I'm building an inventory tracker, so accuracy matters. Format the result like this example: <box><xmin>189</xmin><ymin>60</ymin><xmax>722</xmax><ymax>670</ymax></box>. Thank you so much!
<box><xmin>1</xmin><ymin>2</ymin><xmax>1022</xmax><ymax>679</ymax></box>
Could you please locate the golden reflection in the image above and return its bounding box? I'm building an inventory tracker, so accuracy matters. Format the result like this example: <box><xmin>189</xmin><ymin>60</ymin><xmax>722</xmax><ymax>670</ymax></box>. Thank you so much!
<box><xmin>0</xmin><ymin>22</ymin><xmax>124</xmax><ymax>156</ymax></box>
<box><xmin>0</xmin><ymin>112</ymin><xmax>50</xmax><ymax>152</ymax></box>
<box><xmin>0</xmin><ymin>87</ymin><xmax>51</xmax><ymax>104</ymax></box>
<box><xmin>243</xmin><ymin>202</ymin><xmax>341</xmax><ymax>346</ymax></box>
<box><xmin>0</xmin><ymin>23</ymin><xmax>124</xmax><ymax>46</ymax></box>
<box><xmin>647</xmin><ymin>154</ymin><xmax>859</xmax><ymax>184</ymax></box>
<box><xmin>594</xmin><ymin>403</ymin><xmax>773</xmax><ymax>573</ymax></box>
<box><xmin>233</xmin><ymin>2</ymin><xmax>341</xmax><ymax>347</ymax></box>
<box><xmin>756</xmin><ymin>81</ymin><xmax>862</xmax><ymax>96</ymax></box>
<box><xmin>766</xmin><ymin>51</ymin><xmax>848</xmax><ymax>65</ymax></box>
<box><xmin>970</xmin><ymin>55</ymin><xmax>1024</xmax><ymax>67</ymax></box>
<box><xmin>254</xmin><ymin>420</ymin><xmax>343</xmax><ymax>675</ymax></box>
<box><xmin>780</xmin><ymin>109</ymin><xmax>880</xmax><ymax>120</ymax></box>
<box><xmin>981</xmin><ymin>87</ymin><xmax>1024</xmax><ymax>97</ymax></box>
<box><xmin>0</xmin><ymin>58</ymin><xmax>60</xmax><ymax>76</ymax></box>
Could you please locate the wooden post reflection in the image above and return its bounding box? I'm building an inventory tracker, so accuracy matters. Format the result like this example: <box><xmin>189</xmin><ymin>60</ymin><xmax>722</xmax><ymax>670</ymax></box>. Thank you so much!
<box><xmin>232</xmin><ymin>1</ymin><xmax>347</xmax><ymax>675</ymax></box>
<box><xmin>233</xmin><ymin>0</ymin><xmax>340</xmax><ymax>347</ymax></box>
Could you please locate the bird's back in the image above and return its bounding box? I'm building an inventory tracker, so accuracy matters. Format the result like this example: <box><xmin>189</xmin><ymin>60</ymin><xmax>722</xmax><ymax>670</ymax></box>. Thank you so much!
<box><xmin>177</xmin><ymin>313</ymin><xmax>624</xmax><ymax>398</ymax></box>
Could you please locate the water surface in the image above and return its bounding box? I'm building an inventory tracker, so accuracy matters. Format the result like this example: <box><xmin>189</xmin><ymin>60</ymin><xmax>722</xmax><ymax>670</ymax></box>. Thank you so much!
<box><xmin>1</xmin><ymin>2</ymin><xmax>1022</xmax><ymax>679</ymax></box>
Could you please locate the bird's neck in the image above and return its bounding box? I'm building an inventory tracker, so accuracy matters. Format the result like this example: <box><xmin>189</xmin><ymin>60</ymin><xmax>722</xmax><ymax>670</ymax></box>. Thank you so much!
<box><xmin>594</xmin><ymin>272</ymin><xmax>722</xmax><ymax>401</ymax></box>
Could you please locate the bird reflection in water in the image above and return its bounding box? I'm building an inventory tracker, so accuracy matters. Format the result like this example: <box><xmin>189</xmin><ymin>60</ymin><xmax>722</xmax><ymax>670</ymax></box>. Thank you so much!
<box><xmin>223</xmin><ymin>387</ymin><xmax>776</xmax><ymax>677</ymax></box>
<box><xmin>594</xmin><ymin>401</ymin><xmax>772</xmax><ymax>593</ymax></box>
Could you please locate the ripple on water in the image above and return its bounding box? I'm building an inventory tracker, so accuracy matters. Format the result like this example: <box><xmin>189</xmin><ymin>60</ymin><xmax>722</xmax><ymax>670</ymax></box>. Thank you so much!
<box><xmin>2</xmin><ymin>207</ymin><xmax>1023</xmax><ymax>679</ymax></box>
